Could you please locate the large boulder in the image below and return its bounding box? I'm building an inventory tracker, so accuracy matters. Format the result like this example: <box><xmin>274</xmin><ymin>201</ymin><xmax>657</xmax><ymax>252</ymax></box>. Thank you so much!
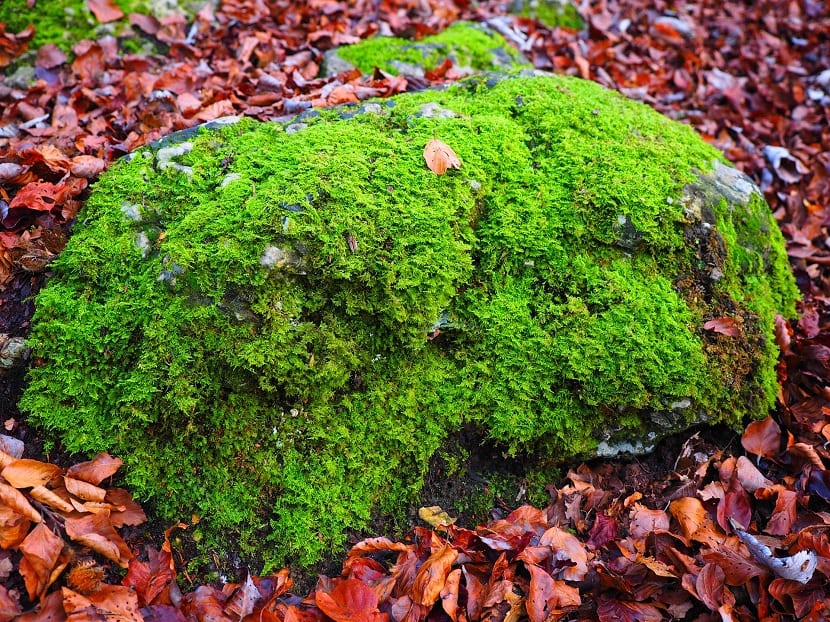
<box><xmin>21</xmin><ymin>71</ymin><xmax>798</xmax><ymax>566</ymax></box>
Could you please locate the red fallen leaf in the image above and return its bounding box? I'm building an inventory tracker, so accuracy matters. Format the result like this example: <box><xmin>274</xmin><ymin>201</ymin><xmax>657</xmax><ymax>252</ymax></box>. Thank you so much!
<box><xmin>183</xmin><ymin>586</ymin><xmax>232</xmax><ymax>622</ymax></box>
<box><xmin>704</xmin><ymin>317</ymin><xmax>742</xmax><ymax>337</ymax></box>
<box><xmin>412</xmin><ymin>543</ymin><xmax>458</xmax><ymax>606</ymax></box>
<box><xmin>65</xmin><ymin>513</ymin><xmax>133</xmax><ymax>567</ymax></box>
<box><xmin>439</xmin><ymin>568</ymin><xmax>461</xmax><ymax>621</ymax></box>
<box><xmin>35</xmin><ymin>44</ymin><xmax>67</xmax><ymax>69</ymax></box>
<box><xmin>176</xmin><ymin>92</ymin><xmax>202</xmax><ymax>117</ymax></box>
<box><xmin>462</xmin><ymin>565</ymin><xmax>484</xmax><ymax>621</ymax></box>
<box><xmin>18</xmin><ymin>523</ymin><xmax>64</xmax><ymax>600</ymax></box>
<box><xmin>741</xmin><ymin>417</ymin><xmax>783</xmax><ymax>461</ymax></box>
<box><xmin>769</xmin><ymin>578</ymin><xmax>825</xmax><ymax>619</ymax></box>
<box><xmin>70</xmin><ymin>156</ymin><xmax>107</xmax><ymax>179</ymax></box>
<box><xmin>0</xmin><ymin>585</ymin><xmax>22</xmax><ymax>622</ymax></box>
<box><xmin>734</xmin><ymin>455</ymin><xmax>774</xmax><ymax>493</ymax></box>
<box><xmin>695</xmin><ymin>563</ymin><xmax>735</xmax><ymax>611</ymax></box>
<box><xmin>717</xmin><ymin>472</ymin><xmax>752</xmax><ymax>533</ymax></box>
<box><xmin>63</xmin><ymin>585</ymin><xmax>142</xmax><ymax>622</ymax></box>
<box><xmin>194</xmin><ymin>100</ymin><xmax>236</xmax><ymax>122</ymax></box>
<box><xmin>0</xmin><ymin>23</ymin><xmax>34</xmax><ymax>68</ymax></box>
<box><xmin>327</xmin><ymin>85</ymin><xmax>359</xmax><ymax>105</ymax></box>
<box><xmin>223</xmin><ymin>574</ymin><xmax>263</xmax><ymax>620</ymax></box>
<box><xmin>596</xmin><ymin>596</ymin><xmax>663</xmax><ymax>621</ymax></box>
<box><xmin>123</xmin><ymin>547</ymin><xmax>176</xmax><ymax>606</ymax></box>
<box><xmin>106</xmin><ymin>488</ymin><xmax>147</xmax><ymax>528</ymax></box>
<box><xmin>315</xmin><ymin>578</ymin><xmax>388</xmax><ymax>622</ymax></box>
<box><xmin>526</xmin><ymin>564</ymin><xmax>580</xmax><ymax>622</ymax></box>
<box><xmin>587</xmin><ymin>512</ymin><xmax>617</xmax><ymax>548</ymax></box>
<box><xmin>15</xmin><ymin>589</ymin><xmax>65</xmax><ymax>622</ymax></box>
<box><xmin>765</xmin><ymin>489</ymin><xmax>797</xmax><ymax>536</ymax></box>
<box><xmin>129</xmin><ymin>12</ymin><xmax>161</xmax><ymax>36</ymax></box>
<box><xmin>388</xmin><ymin>595</ymin><xmax>426</xmax><ymax>622</ymax></box>
<box><xmin>539</xmin><ymin>527</ymin><xmax>588</xmax><ymax>581</ymax></box>
<box><xmin>0</xmin><ymin>505</ymin><xmax>31</xmax><ymax>548</ymax></box>
<box><xmin>67</xmin><ymin>453</ymin><xmax>123</xmax><ymax>486</ymax></box>
<box><xmin>71</xmin><ymin>41</ymin><xmax>105</xmax><ymax>87</ymax></box>
<box><xmin>8</xmin><ymin>178</ymin><xmax>87</xmax><ymax>214</ymax></box>
<box><xmin>1</xmin><ymin>458</ymin><xmax>62</xmax><ymax>488</ymax></box>
<box><xmin>701</xmin><ymin>544</ymin><xmax>767</xmax><ymax>585</ymax></box>
<box><xmin>423</xmin><ymin>138</ymin><xmax>461</xmax><ymax>175</ymax></box>
<box><xmin>628</xmin><ymin>505</ymin><xmax>670</xmax><ymax>540</ymax></box>
<box><xmin>87</xmin><ymin>0</ymin><xmax>124</xmax><ymax>23</ymax></box>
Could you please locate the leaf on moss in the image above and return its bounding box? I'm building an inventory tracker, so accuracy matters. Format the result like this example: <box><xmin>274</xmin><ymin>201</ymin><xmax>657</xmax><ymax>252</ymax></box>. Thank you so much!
<box><xmin>423</xmin><ymin>139</ymin><xmax>461</xmax><ymax>175</ymax></box>
<box><xmin>86</xmin><ymin>0</ymin><xmax>125</xmax><ymax>24</ymax></box>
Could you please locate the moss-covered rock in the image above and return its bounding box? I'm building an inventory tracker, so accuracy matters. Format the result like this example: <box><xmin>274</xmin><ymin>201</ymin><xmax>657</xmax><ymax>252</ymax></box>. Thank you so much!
<box><xmin>0</xmin><ymin>0</ymin><xmax>203</xmax><ymax>52</ymax></box>
<box><xmin>509</xmin><ymin>0</ymin><xmax>584</xmax><ymax>30</ymax></box>
<box><xmin>323</xmin><ymin>22</ymin><xmax>530</xmax><ymax>78</ymax></box>
<box><xmin>21</xmin><ymin>71</ymin><xmax>798</xmax><ymax>568</ymax></box>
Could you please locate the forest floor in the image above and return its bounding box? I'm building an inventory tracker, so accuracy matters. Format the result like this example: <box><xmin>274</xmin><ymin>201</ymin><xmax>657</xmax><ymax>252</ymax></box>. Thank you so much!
<box><xmin>1</xmin><ymin>0</ymin><xmax>830</xmax><ymax>620</ymax></box>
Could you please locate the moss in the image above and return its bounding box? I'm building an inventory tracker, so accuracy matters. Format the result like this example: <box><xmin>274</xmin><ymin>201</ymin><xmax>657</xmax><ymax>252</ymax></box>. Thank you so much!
<box><xmin>511</xmin><ymin>0</ymin><xmax>584</xmax><ymax>30</ymax></box>
<box><xmin>21</xmin><ymin>72</ymin><xmax>798</xmax><ymax>569</ymax></box>
<box><xmin>0</xmin><ymin>0</ymin><xmax>195</xmax><ymax>52</ymax></box>
<box><xmin>334</xmin><ymin>22</ymin><xmax>530</xmax><ymax>76</ymax></box>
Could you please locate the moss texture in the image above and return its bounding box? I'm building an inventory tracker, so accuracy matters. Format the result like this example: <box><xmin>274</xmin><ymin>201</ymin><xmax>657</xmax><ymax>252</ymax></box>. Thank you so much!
<box><xmin>0</xmin><ymin>0</ymin><xmax>196</xmax><ymax>52</ymax></box>
<box><xmin>21</xmin><ymin>71</ymin><xmax>798</xmax><ymax>568</ymax></box>
<box><xmin>510</xmin><ymin>0</ymin><xmax>584</xmax><ymax>30</ymax></box>
<box><xmin>333</xmin><ymin>22</ymin><xmax>530</xmax><ymax>76</ymax></box>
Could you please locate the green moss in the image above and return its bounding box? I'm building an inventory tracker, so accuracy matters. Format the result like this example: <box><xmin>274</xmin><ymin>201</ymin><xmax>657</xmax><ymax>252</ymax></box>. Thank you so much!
<box><xmin>21</xmin><ymin>72</ymin><xmax>798</xmax><ymax>569</ymax></box>
<box><xmin>335</xmin><ymin>22</ymin><xmax>530</xmax><ymax>76</ymax></box>
<box><xmin>512</xmin><ymin>0</ymin><xmax>584</xmax><ymax>30</ymax></box>
<box><xmin>0</xmin><ymin>0</ymin><xmax>193</xmax><ymax>52</ymax></box>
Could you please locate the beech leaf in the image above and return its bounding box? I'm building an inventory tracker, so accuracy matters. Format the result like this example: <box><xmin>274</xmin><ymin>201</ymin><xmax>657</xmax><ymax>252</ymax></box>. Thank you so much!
<box><xmin>412</xmin><ymin>543</ymin><xmax>458</xmax><ymax>606</ymax></box>
<box><xmin>67</xmin><ymin>453</ymin><xmax>123</xmax><ymax>486</ymax></box>
<box><xmin>1</xmin><ymin>458</ymin><xmax>62</xmax><ymax>489</ymax></box>
<box><xmin>423</xmin><ymin>139</ymin><xmax>461</xmax><ymax>175</ymax></box>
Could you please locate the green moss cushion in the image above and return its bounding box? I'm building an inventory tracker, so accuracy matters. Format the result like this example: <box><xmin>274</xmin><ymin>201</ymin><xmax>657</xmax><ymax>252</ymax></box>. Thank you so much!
<box><xmin>21</xmin><ymin>71</ymin><xmax>798</xmax><ymax>567</ymax></box>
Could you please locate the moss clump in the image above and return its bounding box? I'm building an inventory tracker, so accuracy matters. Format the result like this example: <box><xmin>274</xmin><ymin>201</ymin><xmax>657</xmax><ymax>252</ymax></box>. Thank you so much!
<box><xmin>511</xmin><ymin>0</ymin><xmax>584</xmax><ymax>30</ymax></box>
<box><xmin>333</xmin><ymin>22</ymin><xmax>530</xmax><ymax>76</ymax></box>
<box><xmin>21</xmin><ymin>72</ymin><xmax>798</xmax><ymax>569</ymax></box>
<box><xmin>0</xmin><ymin>0</ymin><xmax>196</xmax><ymax>52</ymax></box>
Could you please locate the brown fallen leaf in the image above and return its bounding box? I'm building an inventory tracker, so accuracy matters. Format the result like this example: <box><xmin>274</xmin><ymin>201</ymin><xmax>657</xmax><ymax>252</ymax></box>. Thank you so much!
<box><xmin>423</xmin><ymin>138</ymin><xmax>461</xmax><ymax>175</ymax></box>
<box><xmin>0</xmin><ymin>483</ymin><xmax>41</xmax><ymax>523</ymax></box>
<box><xmin>66</xmin><ymin>453</ymin><xmax>123</xmax><ymax>486</ymax></box>
<box><xmin>65</xmin><ymin>513</ymin><xmax>133</xmax><ymax>568</ymax></box>
<box><xmin>18</xmin><ymin>523</ymin><xmax>65</xmax><ymax>600</ymax></box>
<box><xmin>1</xmin><ymin>458</ymin><xmax>62</xmax><ymax>489</ymax></box>
<box><xmin>63</xmin><ymin>585</ymin><xmax>142</xmax><ymax>622</ymax></box>
<box><xmin>315</xmin><ymin>578</ymin><xmax>388</xmax><ymax>622</ymax></box>
<box><xmin>412</xmin><ymin>543</ymin><xmax>458</xmax><ymax>606</ymax></box>
<box><xmin>0</xmin><ymin>505</ymin><xmax>31</xmax><ymax>549</ymax></box>
<box><xmin>86</xmin><ymin>0</ymin><xmax>125</xmax><ymax>23</ymax></box>
<box><xmin>64</xmin><ymin>476</ymin><xmax>107</xmax><ymax>502</ymax></box>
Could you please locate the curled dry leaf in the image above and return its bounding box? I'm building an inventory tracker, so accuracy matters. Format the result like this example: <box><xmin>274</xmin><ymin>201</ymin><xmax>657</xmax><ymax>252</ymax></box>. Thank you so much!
<box><xmin>18</xmin><ymin>523</ymin><xmax>65</xmax><ymax>601</ymax></box>
<box><xmin>423</xmin><ymin>138</ymin><xmax>461</xmax><ymax>175</ymax></box>
<box><xmin>412</xmin><ymin>543</ymin><xmax>458</xmax><ymax>606</ymax></box>
<box><xmin>65</xmin><ymin>514</ymin><xmax>133</xmax><ymax>568</ymax></box>
<box><xmin>729</xmin><ymin>518</ymin><xmax>817</xmax><ymax>584</ymax></box>
<box><xmin>0</xmin><ymin>483</ymin><xmax>41</xmax><ymax>523</ymax></box>
<box><xmin>0</xmin><ymin>505</ymin><xmax>31</xmax><ymax>549</ymax></box>
<box><xmin>539</xmin><ymin>526</ymin><xmax>588</xmax><ymax>581</ymax></box>
<box><xmin>66</xmin><ymin>453</ymin><xmax>123</xmax><ymax>486</ymax></box>
<box><xmin>1</xmin><ymin>459</ymin><xmax>62</xmax><ymax>489</ymax></box>
<box><xmin>63</xmin><ymin>585</ymin><xmax>142</xmax><ymax>622</ymax></box>
<box><xmin>64</xmin><ymin>476</ymin><xmax>107</xmax><ymax>502</ymax></box>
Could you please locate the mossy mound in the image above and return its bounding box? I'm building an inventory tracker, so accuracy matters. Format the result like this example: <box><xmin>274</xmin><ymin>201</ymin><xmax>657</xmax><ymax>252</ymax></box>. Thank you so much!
<box><xmin>0</xmin><ymin>0</ymin><xmax>199</xmax><ymax>52</ymax></box>
<box><xmin>21</xmin><ymin>71</ymin><xmax>798</xmax><ymax>568</ymax></box>
<box><xmin>324</xmin><ymin>22</ymin><xmax>530</xmax><ymax>78</ymax></box>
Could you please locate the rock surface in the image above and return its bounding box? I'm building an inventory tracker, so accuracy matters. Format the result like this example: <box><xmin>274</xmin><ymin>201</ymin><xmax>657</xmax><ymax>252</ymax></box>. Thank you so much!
<box><xmin>21</xmin><ymin>71</ymin><xmax>798</xmax><ymax>566</ymax></box>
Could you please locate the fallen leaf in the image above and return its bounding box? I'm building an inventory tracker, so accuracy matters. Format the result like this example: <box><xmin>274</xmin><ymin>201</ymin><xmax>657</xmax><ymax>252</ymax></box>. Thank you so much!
<box><xmin>439</xmin><ymin>568</ymin><xmax>461</xmax><ymax>621</ymax></box>
<box><xmin>704</xmin><ymin>317</ymin><xmax>742</xmax><ymax>337</ymax></box>
<box><xmin>18</xmin><ymin>523</ymin><xmax>64</xmax><ymax>600</ymax></box>
<box><xmin>66</xmin><ymin>453</ymin><xmax>123</xmax><ymax>486</ymax></box>
<box><xmin>65</xmin><ymin>513</ymin><xmax>133</xmax><ymax>567</ymax></box>
<box><xmin>423</xmin><ymin>138</ymin><xmax>461</xmax><ymax>175</ymax></box>
<box><xmin>63</xmin><ymin>585</ymin><xmax>142</xmax><ymax>622</ymax></box>
<box><xmin>0</xmin><ymin>482</ymin><xmax>41</xmax><ymax>523</ymax></box>
<box><xmin>412</xmin><ymin>543</ymin><xmax>458</xmax><ymax>606</ymax></box>
<box><xmin>64</xmin><ymin>476</ymin><xmax>107</xmax><ymax>502</ymax></box>
<box><xmin>86</xmin><ymin>0</ymin><xmax>125</xmax><ymax>23</ymax></box>
<box><xmin>741</xmin><ymin>417</ymin><xmax>783</xmax><ymax>460</ymax></box>
<box><xmin>0</xmin><ymin>505</ymin><xmax>30</xmax><ymax>549</ymax></box>
<box><xmin>418</xmin><ymin>506</ymin><xmax>456</xmax><ymax>529</ymax></box>
<box><xmin>1</xmin><ymin>459</ymin><xmax>62</xmax><ymax>489</ymax></box>
<box><xmin>539</xmin><ymin>526</ymin><xmax>588</xmax><ymax>581</ymax></box>
<box><xmin>315</xmin><ymin>578</ymin><xmax>387</xmax><ymax>622</ymax></box>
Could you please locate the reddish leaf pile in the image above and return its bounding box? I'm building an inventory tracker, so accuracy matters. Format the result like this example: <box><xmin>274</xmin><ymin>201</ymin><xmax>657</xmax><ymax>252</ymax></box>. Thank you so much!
<box><xmin>2</xmin><ymin>0</ymin><xmax>830</xmax><ymax>619</ymax></box>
